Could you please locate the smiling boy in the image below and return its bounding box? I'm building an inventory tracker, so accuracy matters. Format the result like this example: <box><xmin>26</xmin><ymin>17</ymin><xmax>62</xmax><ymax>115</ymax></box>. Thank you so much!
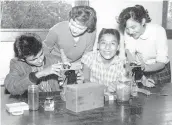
<box><xmin>81</xmin><ymin>28</ymin><xmax>126</xmax><ymax>92</ymax></box>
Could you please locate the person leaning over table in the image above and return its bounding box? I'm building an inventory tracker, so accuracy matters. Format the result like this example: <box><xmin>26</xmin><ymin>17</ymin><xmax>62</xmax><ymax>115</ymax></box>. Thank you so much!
<box><xmin>81</xmin><ymin>28</ymin><xmax>126</xmax><ymax>92</ymax></box>
<box><xmin>117</xmin><ymin>5</ymin><xmax>171</xmax><ymax>87</ymax></box>
<box><xmin>4</xmin><ymin>33</ymin><xmax>83</xmax><ymax>95</ymax></box>
<box><xmin>43</xmin><ymin>5</ymin><xmax>97</xmax><ymax>63</ymax></box>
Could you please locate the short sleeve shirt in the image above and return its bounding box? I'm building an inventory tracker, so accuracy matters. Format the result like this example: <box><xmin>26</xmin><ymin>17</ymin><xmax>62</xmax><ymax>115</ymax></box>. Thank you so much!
<box><xmin>81</xmin><ymin>51</ymin><xmax>126</xmax><ymax>87</ymax></box>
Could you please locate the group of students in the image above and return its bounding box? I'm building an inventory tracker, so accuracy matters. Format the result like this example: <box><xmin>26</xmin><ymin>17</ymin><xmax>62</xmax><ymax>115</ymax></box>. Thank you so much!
<box><xmin>4</xmin><ymin>5</ymin><xmax>171</xmax><ymax>95</ymax></box>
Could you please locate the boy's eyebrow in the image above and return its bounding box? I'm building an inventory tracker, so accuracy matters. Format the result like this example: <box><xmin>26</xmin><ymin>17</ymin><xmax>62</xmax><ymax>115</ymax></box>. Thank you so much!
<box><xmin>32</xmin><ymin>51</ymin><xmax>43</xmax><ymax>60</ymax></box>
<box><xmin>126</xmin><ymin>25</ymin><xmax>136</xmax><ymax>29</ymax></box>
<box><xmin>100</xmin><ymin>40</ymin><xmax>117</xmax><ymax>42</ymax></box>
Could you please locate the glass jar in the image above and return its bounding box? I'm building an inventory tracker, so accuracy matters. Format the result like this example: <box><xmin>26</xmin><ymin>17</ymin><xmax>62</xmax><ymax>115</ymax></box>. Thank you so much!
<box><xmin>28</xmin><ymin>85</ymin><xmax>39</xmax><ymax>110</ymax></box>
<box><xmin>44</xmin><ymin>97</ymin><xmax>54</xmax><ymax>111</ymax></box>
<box><xmin>131</xmin><ymin>82</ymin><xmax>138</xmax><ymax>97</ymax></box>
<box><xmin>116</xmin><ymin>80</ymin><xmax>131</xmax><ymax>102</ymax></box>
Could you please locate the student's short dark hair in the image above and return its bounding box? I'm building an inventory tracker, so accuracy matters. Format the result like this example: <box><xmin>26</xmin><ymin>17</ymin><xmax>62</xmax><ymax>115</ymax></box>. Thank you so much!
<box><xmin>14</xmin><ymin>33</ymin><xmax>42</xmax><ymax>59</ymax></box>
<box><xmin>98</xmin><ymin>28</ymin><xmax>120</xmax><ymax>44</ymax></box>
<box><xmin>117</xmin><ymin>5</ymin><xmax>152</xmax><ymax>32</ymax></box>
<box><xmin>69</xmin><ymin>6</ymin><xmax>97</xmax><ymax>33</ymax></box>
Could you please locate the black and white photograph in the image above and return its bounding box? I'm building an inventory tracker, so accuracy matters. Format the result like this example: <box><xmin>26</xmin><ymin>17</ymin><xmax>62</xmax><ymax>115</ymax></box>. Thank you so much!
<box><xmin>1</xmin><ymin>0</ymin><xmax>172</xmax><ymax>125</ymax></box>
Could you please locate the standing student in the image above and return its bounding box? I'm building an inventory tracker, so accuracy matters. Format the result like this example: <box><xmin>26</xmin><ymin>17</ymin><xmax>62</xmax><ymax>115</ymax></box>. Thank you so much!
<box><xmin>43</xmin><ymin>6</ymin><xmax>97</xmax><ymax>63</ymax></box>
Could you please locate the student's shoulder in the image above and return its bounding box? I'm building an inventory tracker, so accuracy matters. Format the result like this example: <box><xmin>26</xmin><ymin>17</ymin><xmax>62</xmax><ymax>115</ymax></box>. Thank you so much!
<box><xmin>84</xmin><ymin>51</ymin><xmax>98</xmax><ymax>58</ymax></box>
<box><xmin>9</xmin><ymin>58</ymin><xmax>28</xmax><ymax>69</ymax></box>
<box><xmin>84</xmin><ymin>29</ymin><xmax>97</xmax><ymax>38</ymax></box>
<box><xmin>10</xmin><ymin>58</ymin><xmax>21</xmax><ymax>65</ymax></box>
<box><xmin>147</xmin><ymin>23</ymin><xmax>165</xmax><ymax>32</ymax></box>
<box><xmin>114</xmin><ymin>56</ymin><xmax>125</xmax><ymax>64</ymax></box>
<box><xmin>81</xmin><ymin>51</ymin><xmax>99</xmax><ymax>66</ymax></box>
<box><xmin>82</xmin><ymin>51</ymin><xmax>98</xmax><ymax>63</ymax></box>
<box><xmin>50</xmin><ymin>21</ymin><xmax>69</xmax><ymax>31</ymax></box>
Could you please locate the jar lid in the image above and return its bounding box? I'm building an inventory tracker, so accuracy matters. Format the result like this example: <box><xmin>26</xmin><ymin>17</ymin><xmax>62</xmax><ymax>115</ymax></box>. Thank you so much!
<box><xmin>45</xmin><ymin>96</ymin><xmax>54</xmax><ymax>100</ymax></box>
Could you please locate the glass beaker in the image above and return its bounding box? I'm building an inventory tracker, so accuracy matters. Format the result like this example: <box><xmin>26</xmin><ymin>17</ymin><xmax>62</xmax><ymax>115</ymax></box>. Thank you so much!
<box><xmin>116</xmin><ymin>80</ymin><xmax>131</xmax><ymax>102</ymax></box>
<box><xmin>28</xmin><ymin>85</ymin><xmax>39</xmax><ymax>110</ymax></box>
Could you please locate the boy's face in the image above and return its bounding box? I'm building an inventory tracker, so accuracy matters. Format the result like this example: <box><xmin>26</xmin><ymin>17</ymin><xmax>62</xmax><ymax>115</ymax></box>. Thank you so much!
<box><xmin>25</xmin><ymin>49</ymin><xmax>45</xmax><ymax>67</ymax></box>
<box><xmin>99</xmin><ymin>34</ymin><xmax>119</xmax><ymax>62</ymax></box>
<box><xmin>69</xmin><ymin>19</ymin><xmax>87</xmax><ymax>37</ymax></box>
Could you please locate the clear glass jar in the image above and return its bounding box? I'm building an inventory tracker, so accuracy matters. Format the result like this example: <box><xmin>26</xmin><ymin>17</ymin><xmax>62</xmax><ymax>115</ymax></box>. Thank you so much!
<box><xmin>131</xmin><ymin>82</ymin><xmax>138</xmax><ymax>97</ymax></box>
<box><xmin>116</xmin><ymin>80</ymin><xmax>131</xmax><ymax>102</ymax></box>
<box><xmin>28</xmin><ymin>85</ymin><xmax>39</xmax><ymax>110</ymax></box>
<box><xmin>44</xmin><ymin>97</ymin><xmax>54</xmax><ymax>111</ymax></box>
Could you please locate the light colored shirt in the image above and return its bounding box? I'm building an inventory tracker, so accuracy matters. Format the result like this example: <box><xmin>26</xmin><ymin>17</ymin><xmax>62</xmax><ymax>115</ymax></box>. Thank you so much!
<box><xmin>124</xmin><ymin>23</ymin><xmax>169</xmax><ymax>65</ymax></box>
<box><xmin>43</xmin><ymin>21</ymin><xmax>96</xmax><ymax>63</ymax></box>
<box><xmin>81</xmin><ymin>51</ymin><xmax>125</xmax><ymax>87</ymax></box>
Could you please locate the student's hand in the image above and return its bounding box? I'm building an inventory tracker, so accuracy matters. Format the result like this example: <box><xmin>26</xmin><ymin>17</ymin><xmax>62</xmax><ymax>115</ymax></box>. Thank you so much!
<box><xmin>136</xmin><ymin>52</ymin><xmax>146</xmax><ymax>71</ymax></box>
<box><xmin>75</xmin><ymin>70</ymin><xmax>84</xmax><ymax>84</ymax></box>
<box><xmin>36</xmin><ymin>64</ymin><xmax>62</xmax><ymax>78</ymax></box>
<box><xmin>107</xmin><ymin>82</ymin><xmax>116</xmax><ymax>92</ymax></box>
<box><xmin>126</xmin><ymin>49</ymin><xmax>136</xmax><ymax>63</ymax></box>
<box><xmin>38</xmin><ymin>82</ymin><xmax>52</xmax><ymax>92</ymax></box>
<box><xmin>142</xmin><ymin>76</ymin><xmax>155</xmax><ymax>88</ymax></box>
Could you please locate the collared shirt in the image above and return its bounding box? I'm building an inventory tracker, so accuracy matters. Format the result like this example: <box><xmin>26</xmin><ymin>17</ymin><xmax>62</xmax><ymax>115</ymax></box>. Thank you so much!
<box><xmin>81</xmin><ymin>51</ymin><xmax>125</xmax><ymax>86</ymax></box>
<box><xmin>124</xmin><ymin>23</ymin><xmax>169</xmax><ymax>64</ymax></box>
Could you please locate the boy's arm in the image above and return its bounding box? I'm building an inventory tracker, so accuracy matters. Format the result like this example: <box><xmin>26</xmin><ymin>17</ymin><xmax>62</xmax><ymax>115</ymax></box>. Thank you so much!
<box><xmin>81</xmin><ymin>51</ymin><xmax>94</xmax><ymax>83</ymax></box>
<box><xmin>4</xmin><ymin>60</ymin><xmax>34</xmax><ymax>95</ymax></box>
<box><xmin>82</xmin><ymin>64</ymin><xmax>91</xmax><ymax>83</ymax></box>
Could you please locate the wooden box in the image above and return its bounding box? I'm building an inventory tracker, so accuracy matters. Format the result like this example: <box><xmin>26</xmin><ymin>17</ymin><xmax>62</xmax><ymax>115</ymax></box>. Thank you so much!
<box><xmin>65</xmin><ymin>83</ymin><xmax>105</xmax><ymax>112</ymax></box>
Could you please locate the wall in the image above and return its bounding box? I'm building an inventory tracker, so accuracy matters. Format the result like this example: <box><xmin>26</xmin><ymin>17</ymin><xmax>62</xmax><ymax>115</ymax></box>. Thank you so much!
<box><xmin>0</xmin><ymin>42</ymin><xmax>14</xmax><ymax>85</ymax></box>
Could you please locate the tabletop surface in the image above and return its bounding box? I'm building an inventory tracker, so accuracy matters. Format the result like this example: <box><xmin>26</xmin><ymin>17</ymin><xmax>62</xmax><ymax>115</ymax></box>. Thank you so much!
<box><xmin>1</xmin><ymin>83</ymin><xmax>172</xmax><ymax>125</ymax></box>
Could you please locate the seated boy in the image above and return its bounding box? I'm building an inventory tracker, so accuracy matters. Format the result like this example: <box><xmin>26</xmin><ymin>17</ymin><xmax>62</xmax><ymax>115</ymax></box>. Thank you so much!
<box><xmin>81</xmin><ymin>28</ymin><xmax>126</xmax><ymax>92</ymax></box>
<box><xmin>4</xmin><ymin>33</ymin><xmax>83</xmax><ymax>95</ymax></box>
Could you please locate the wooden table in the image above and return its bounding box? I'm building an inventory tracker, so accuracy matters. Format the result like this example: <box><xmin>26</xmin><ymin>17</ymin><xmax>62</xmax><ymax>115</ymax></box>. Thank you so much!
<box><xmin>1</xmin><ymin>83</ymin><xmax>172</xmax><ymax>125</ymax></box>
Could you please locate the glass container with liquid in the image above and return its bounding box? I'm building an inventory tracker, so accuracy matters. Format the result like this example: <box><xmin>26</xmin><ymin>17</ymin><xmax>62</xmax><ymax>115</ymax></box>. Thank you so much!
<box><xmin>28</xmin><ymin>85</ymin><xmax>39</xmax><ymax>110</ymax></box>
<box><xmin>116</xmin><ymin>79</ymin><xmax>131</xmax><ymax>102</ymax></box>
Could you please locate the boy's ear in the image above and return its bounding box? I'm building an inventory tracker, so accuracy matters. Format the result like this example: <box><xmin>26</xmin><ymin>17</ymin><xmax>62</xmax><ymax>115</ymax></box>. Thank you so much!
<box><xmin>117</xmin><ymin>45</ymin><xmax>120</xmax><ymax>51</ymax></box>
<box><xmin>141</xmin><ymin>18</ymin><xmax>146</xmax><ymax>26</ymax></box>
<box><xmin>97</xmin><ymin>42</ymin><xmax>100</xmax><ymax>50</ymax></box>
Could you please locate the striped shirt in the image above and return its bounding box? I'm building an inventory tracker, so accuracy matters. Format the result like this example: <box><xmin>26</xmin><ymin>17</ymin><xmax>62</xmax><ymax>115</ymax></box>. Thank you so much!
<box><xmin>81</xmin><ymin>51</ymin><xmax>126</xmax><ymax>87</ymax></box>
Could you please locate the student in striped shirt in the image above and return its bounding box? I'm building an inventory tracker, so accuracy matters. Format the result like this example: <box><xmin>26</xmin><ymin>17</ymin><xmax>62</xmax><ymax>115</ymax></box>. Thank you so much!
<box><xmin>81</xmin><ymin>28</ymin><xmax>126</xmax><ymax>92</ymax></box>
